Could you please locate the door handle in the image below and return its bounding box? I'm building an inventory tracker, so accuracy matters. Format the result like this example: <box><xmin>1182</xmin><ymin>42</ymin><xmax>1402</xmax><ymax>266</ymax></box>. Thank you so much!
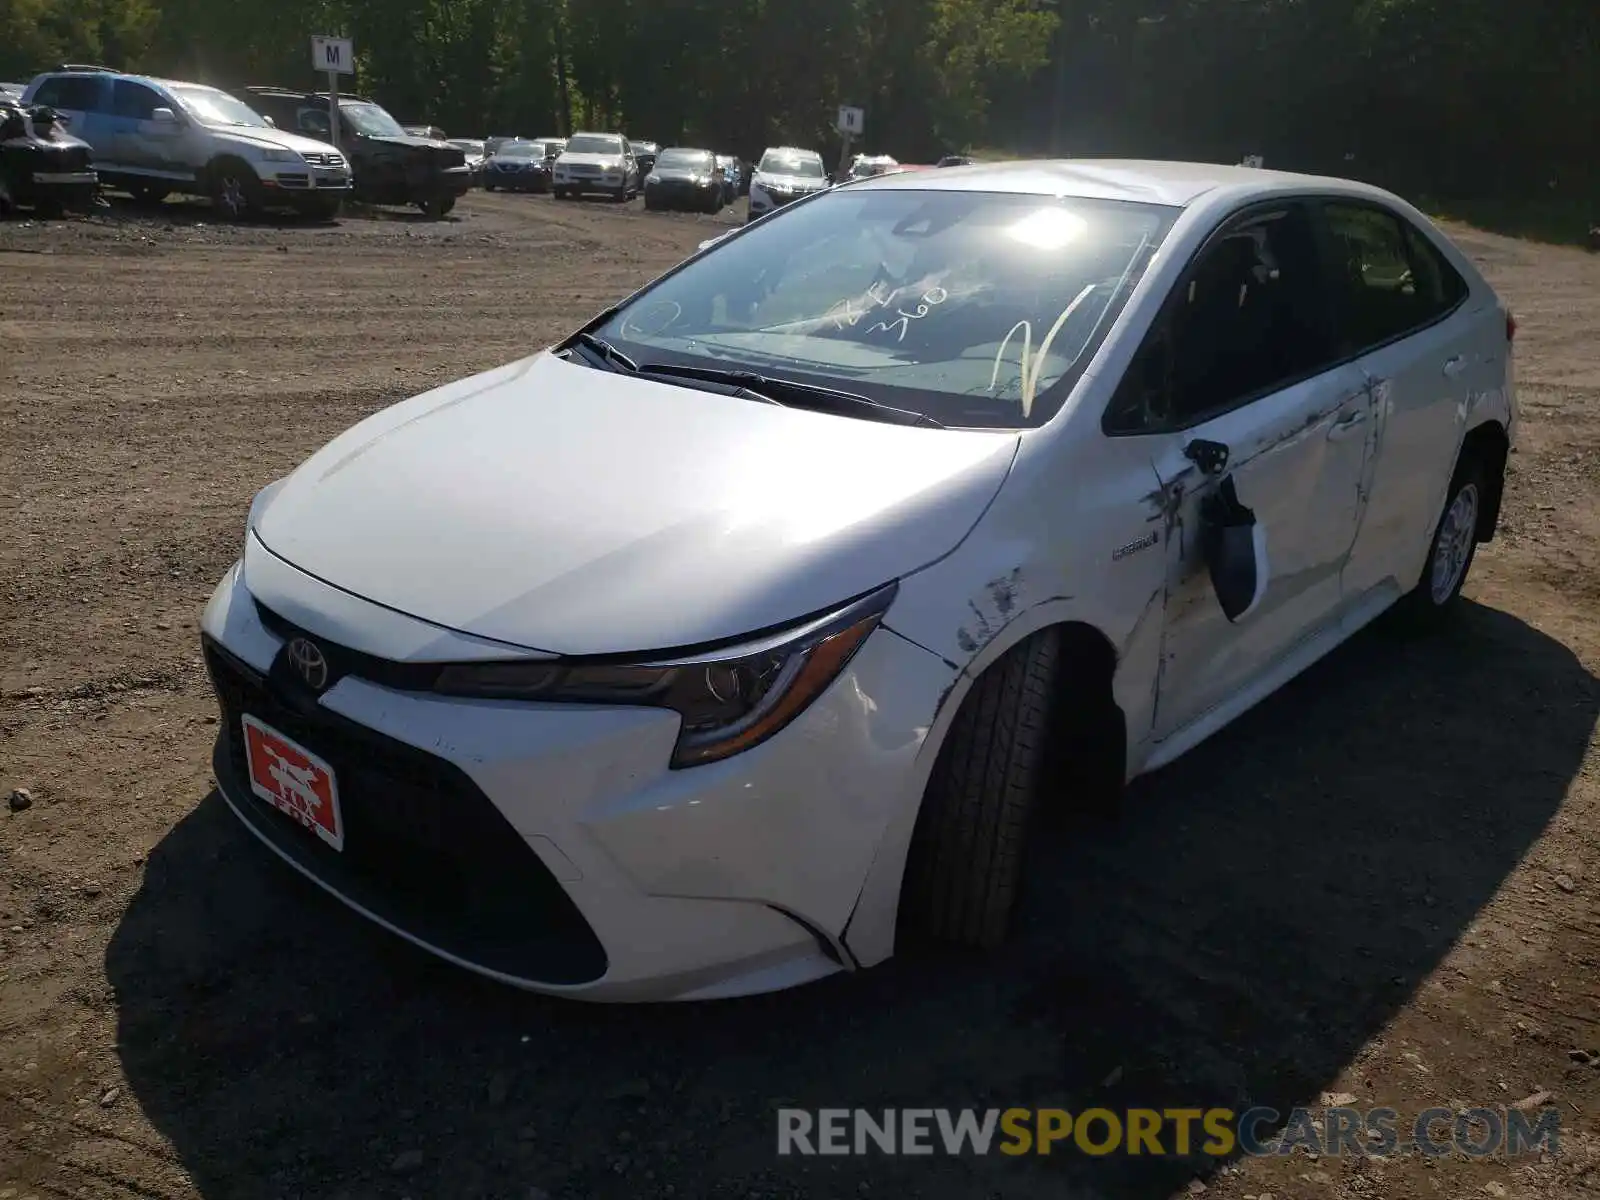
<box><xmin>1442</xmin><ymin>355</ymin><xmax>1466</xmax><ymax>378</ymax></box>
<box><xmin>1327</xmin><ymin>410</ymin><xmax>1367</xmax><ymax>441</ymax></box>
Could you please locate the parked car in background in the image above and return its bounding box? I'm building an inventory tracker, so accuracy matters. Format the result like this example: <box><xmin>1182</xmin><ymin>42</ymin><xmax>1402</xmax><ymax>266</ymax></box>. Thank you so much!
<box><xmin>849</xmin><ymin>153</ymin><xmax>900</xmax><ymax>179</ymax></box>
<box><xmin>241</xmin><ymin>87</ymin><xmax>471</xmax><ymax>218</ymax></box>
<box><xmin>935</xmin><ymin>154</ymin><xmax>974</xmax><ymax>167</ymax></box>
<box><xmin>483</xmin><ymin>139</ymin><xmax>552</xmax><ymax>192</ymax></box>
<box><xmin>20</xmin><ymin>67</ymin><xmax>351</xmax><ymax>219</ymax></box>
<box><xmin>448</xmin><ymin>138</ymin><xmax>487</xmax><ymax>183</ymax></box>
<box><xmin>0</xmin><ymin>100</ymin><xmax>98</xmax><ymax>216</ymax></box>
<box><xmin>746</xmin><ymin>145</ymin><xmax>828</xmax><ymax>222</ymax></box>
<box><xmin>710</xmin><ymin>154</ymin><xmax>738</xmax><ymax>206</ymax></box>
<box><xmin>630</xmin><ymin>140</ymin><xmax>659</xmax><ymax>179</ymax></box>
<box><xmin>203</xmin><ymin>160</ymin><xmax>1516</xmax><ymax>1001</ymax></box>
<box><xmin>642</xmin><ymin>146</ymin><xmax>723</xmax><ymax>212</ymax></box>
<box><xmin>0</xmin><ymin>83</ymin><xmax>26</xmax><ymax>103</ymax></box>
<box><xmin>484</xmin><ymin>135</ymin><xmax>517</xmax><ymax>155</ymax></box>
<box><xmin>552</xmin><ymin>131</ymin><xmax>637</xmax><ymax>201</ymax></box>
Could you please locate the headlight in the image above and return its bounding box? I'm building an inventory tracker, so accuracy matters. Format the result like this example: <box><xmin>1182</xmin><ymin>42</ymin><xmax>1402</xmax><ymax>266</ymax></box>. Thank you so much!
<box><xmin>433</xmin><ymin>583</ymin><xmax>895</xmax><ymax>768</ymax></box>
<box><xmin>259</xmin><ymin>148</ymin><xmax>298</xmax><ymax>163</ymax></box>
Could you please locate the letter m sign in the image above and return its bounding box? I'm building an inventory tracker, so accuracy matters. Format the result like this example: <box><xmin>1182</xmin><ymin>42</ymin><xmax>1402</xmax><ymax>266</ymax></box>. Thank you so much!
<box><xmin>311</xmin><ymin>36</ymin><xmax>354</xmax><ymax>75</ymax></box>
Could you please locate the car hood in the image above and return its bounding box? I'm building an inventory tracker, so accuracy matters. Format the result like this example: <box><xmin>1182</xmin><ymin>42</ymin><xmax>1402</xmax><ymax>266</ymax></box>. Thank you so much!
<box><xmin>652</xmin><ymin>167</ymin><xmax>714</xmax><ymax>182</ymax></box>
<box><xmin>756</xmin><ymin>171</ymin><xmax>827</xmax><ymax>190</ymax></box>
<box><xmin>252</xmin><ymin>352</ymin><xmax>1018</xmax><ymax>656</ymax></box>
<box><xmin>211</xmin><ymin>127</ymin><xmax>341</xmax><ymax>157</ymax></box>
<box><xmin>559</xmin><ymin>152</ymin><xmax>625</xmax><ymax>168</ymax></box>
<box><xmin>366</xmin><ymin>133</ymin><xmax>453</xmax><ymax>151</ymax></box>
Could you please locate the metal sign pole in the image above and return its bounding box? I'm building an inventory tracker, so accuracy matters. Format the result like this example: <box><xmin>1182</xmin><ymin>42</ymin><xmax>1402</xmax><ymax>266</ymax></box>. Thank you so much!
<box><xmin>327</xmin><ymin>70</ymin><xmax>339</xmax><ymax>151</ymax></box>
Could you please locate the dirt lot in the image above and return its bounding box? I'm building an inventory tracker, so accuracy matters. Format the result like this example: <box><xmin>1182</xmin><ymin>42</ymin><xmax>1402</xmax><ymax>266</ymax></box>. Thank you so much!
<box><xmin>1</xmin><ymin>188</ymin><xmax>1598</xmax><ymax>1200</ymax></box>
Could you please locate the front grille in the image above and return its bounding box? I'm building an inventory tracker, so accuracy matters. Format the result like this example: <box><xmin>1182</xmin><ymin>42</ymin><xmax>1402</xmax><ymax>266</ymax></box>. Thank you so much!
<box><xmin>203</xmin><ymin>635</ymin><xmax>608</xmax><ymax>985</ymax></box>
<box><xmin>301</xmin><ymin>152</ymin><xmax>343</xmax><ymax>167</ymax></box>
<box><xmin>43</xmin><ymin>145</ymin><xmax>90</xmax><ymax>170</ymax></box>
<box><xmin>275</xmin><ymin>173</ymin><xmax>310</xmax><ymax>188</ymax></box>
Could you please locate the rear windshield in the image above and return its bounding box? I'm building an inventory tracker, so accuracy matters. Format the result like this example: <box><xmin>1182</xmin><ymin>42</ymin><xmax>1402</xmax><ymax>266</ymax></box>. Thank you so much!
<box><xmin>497</xmin><ymin>142</ymin><xmax>539</xmax><ymax>157</ymax></box>
<box><xmin>595</xmin><ymin>189</ymin><xmax>1178</xmax><ymax>429</ymax></box>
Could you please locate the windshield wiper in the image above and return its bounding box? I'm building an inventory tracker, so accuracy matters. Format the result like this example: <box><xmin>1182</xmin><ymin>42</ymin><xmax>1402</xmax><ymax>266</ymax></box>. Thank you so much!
<box><xmin>634</xmin><ymin>363</ymin><xmax>945</xmax><ymax>428</ymax></box>
<box><xmin>573</xmin><ymin>332</ymin><xmax>639</xmax><ymax>374</ymax></box>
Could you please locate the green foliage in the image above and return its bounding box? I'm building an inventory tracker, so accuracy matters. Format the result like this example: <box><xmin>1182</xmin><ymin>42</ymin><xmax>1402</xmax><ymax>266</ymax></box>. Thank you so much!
<box><xmin>0</xmin><ymin>0</ymin><xmax>1592</xmax><ymax>230</ymax></box>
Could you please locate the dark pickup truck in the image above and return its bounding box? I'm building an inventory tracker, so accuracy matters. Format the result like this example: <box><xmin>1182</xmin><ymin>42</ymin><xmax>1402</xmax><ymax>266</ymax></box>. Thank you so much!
<box><xmin>0</xmin><ymin>102</ymin><xmax>97</xmax><ymax>216</ymax></box>
<box><xmin>239</xmin><ymin>87</ymin><xmax>472</xmax><ymax>218</ymax></box>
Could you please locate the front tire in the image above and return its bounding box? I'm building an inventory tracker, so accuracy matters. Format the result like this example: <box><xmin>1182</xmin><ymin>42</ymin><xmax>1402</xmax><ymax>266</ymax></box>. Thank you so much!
<box><xmin>1398</xmin><ymin>451</ymin><xmax>1487</xmax><ymax>625</ymax></box>
<box><xmin>208</xmin><ymin>159</ymin><xmax>260</xmax><ymax>220</ymax></box>
<box><xmin>418</xmin><ymin>194</ymin><xmax>456</xmax><ymax>218</ymax></box>
<box><xmin>899</xmin><ymin>629</ymin><xmax>1062</xmax><ymax>948</ymax></box>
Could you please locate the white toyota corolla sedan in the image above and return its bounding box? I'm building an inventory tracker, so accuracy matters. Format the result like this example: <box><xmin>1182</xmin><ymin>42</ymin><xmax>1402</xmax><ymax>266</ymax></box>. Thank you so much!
<box><xmin>202</xmin><ymin>160</ymin><xmax>1516</xmax><ymax>1002</ymax></box>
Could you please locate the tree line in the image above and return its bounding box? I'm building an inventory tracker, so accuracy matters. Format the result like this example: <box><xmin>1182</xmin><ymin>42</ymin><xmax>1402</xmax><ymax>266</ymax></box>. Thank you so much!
<box><xmin>2</xmin><ymin>0</ymin><xmax>1594</xmax><ymax>233</ymax></box>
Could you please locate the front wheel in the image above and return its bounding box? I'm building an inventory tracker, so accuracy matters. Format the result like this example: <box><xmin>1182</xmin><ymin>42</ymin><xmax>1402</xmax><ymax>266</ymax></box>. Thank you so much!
<box><xmin>209</xmin><ymin>160</ymin><xmax>260</xmax><ymax>220</ymax></box>
<box><xmin>418</xmin><ymin>194</ymin><xmax>456</xmax><ymax>218</ymax></box>
<box><xmin>1398</xmin><ymin>452</ymin><xmax>1487</xmax><ymax>625</ymax></box>
<box><xmin>899</xmin><ymin>629</ymin><xmax>1062</xmax><ymax>948</ymax></box>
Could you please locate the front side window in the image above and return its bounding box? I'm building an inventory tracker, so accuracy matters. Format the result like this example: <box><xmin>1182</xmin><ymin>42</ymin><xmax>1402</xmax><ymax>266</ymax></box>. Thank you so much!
<box><xmin>1107</xmin><ymin>204</ymin><xmax>1336</xmax><ymax>432</ymax></box>
<box><xmin>594</xmin><ymin>189</ymin><xmax>1177</xmax><ymax>429</ymax></box>
<box><xmin>110</xmin><ymin>80</ymin><xmax>160</xmax><ymax>120</ymax></box>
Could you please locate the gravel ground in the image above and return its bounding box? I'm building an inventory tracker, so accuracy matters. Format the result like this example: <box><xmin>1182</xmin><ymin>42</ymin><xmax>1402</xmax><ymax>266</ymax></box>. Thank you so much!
<box><xmin>1</xmin><ymin>188</ymin><xmax>1598</xmax><ymax>1200</ymax></box>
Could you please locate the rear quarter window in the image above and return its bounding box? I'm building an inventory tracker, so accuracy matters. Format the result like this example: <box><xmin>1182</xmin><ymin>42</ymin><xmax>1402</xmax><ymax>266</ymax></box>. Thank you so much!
<box><xmin>32</xmin><ymin>76</ymin><xmax>104</xmax><ymax>111</ymax></box>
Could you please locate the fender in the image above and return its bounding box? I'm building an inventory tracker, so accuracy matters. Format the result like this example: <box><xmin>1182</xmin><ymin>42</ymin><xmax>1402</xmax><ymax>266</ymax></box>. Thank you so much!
<box><xmin>842</xmin><ymin>594</ymin><xmax>1149</xmax><ymax>968</ymax></box>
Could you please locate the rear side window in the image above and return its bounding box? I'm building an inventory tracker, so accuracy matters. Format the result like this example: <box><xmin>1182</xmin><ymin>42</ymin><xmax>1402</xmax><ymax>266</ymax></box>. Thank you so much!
<box><xmin>32</xmin><ymin>76</ymin><xmax>104</xmax><ymax>111</ymax></box>
<box><xmin>1321</xmin><ymin>202</ymin><xmax>1466</xmax><ymax>354</ymax></box>
<box><xmin>110</xmin><ymin>80</ymin><xmax>161</xmax><ymax>120</ymax></box>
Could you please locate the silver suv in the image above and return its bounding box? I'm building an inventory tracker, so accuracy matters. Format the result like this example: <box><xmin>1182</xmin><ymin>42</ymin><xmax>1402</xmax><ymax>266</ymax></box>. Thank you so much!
<box><xmin>21</xmin><ymin>67</ymin><xmax>352</xmax><ymax>219</ymax></box>
<box><xmin>552</xmin><ymin>131</ymin><xmax>637</xmax><ymax>202</ymax></box>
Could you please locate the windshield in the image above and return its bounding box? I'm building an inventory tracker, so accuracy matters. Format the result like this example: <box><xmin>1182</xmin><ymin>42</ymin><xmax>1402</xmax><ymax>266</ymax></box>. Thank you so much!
<box><xmin>657</xmin><ymin>149</ymin><xmax>713</xmax><ymax>170</ymax></box>
<box><xmin>171</xmin><ymin>87</ymin><xmax>272</xmax><ymax>129</ymax></box>
<box><xmin>497</xmin><ymin>142</ymin><xmax>540</xmax><ymax>158</ymax></box>
<box><xmin>340</xmin><ymin>101</ymin><xmax>408</xmax><ymax>138</ymax></box>
<box><xmin>565</xmin><ymin>134</ymin><xmax>623</xmax><ymax>155</ymax></box>
<box><xmin>594</xmin><ymin>190</ymin><xmax>1176</xmax><ymax>429</ymax></box>
<box><xmin>759</xmin><ymin>152</ymin><xmax>824</xmax><ymax>179</ymax></box>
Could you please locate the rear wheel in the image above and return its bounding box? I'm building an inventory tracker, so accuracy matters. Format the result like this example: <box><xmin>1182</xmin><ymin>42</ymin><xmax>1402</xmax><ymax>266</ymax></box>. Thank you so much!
<box><xmin>418</xmin><ymin>194</ymin><xmax>456</xmax><ymax>218</ymax></box>
<box><xmin>899</xmin><ymin>629</ymin><xmax>1062</xmax><ymax>948</ymax></box>
<box><xmin>1398</xmin><ymin>451</ymin><xmax>1488</xmax><ymax>625</ymax></box>
<box><xmin>208</xmin><ymin>159</ymin><xmax>260</xmax><ymax>220</ymax></box>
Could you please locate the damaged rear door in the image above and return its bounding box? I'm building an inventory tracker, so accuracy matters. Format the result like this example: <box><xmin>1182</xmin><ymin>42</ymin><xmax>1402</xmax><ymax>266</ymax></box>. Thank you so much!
<box><xmin>1104</xmin><ymin>199</ymin><xmax>1374</xmax><ymax>743</ymax></box>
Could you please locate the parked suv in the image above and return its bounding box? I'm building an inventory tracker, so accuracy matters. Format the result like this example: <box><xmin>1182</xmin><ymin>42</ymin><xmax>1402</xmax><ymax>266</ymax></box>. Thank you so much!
<box><xmin>19</xmin><ymin>67</ymin><xmax>351</xmax><ymax>219</ymax></box>
<box><xmin>241</xmin><ymin>87</ymin><xmax>471</xmax><ymax>218</ymax></box>
<box><xmin>552</xmin><ymin>131</ymin><xmax>637</xmax><ymax>201</ymax></box>
<box><xmin>747</xmin><ymin>145</ymin><xmax>828</xmax><ymax>222</ymax></box>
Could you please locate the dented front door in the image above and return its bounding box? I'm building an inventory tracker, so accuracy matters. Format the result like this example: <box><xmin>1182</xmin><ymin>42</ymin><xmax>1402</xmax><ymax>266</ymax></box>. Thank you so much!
<box><xmin>1151</xmin><ymin>362</ymin><xmax>1373</xmax><ymax>741</ymax></box>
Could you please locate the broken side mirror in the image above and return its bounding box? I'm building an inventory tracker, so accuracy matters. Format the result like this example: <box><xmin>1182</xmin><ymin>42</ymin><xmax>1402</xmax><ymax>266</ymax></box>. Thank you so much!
<box><xmin>1200</xmin><ymin>474</ymin><xmax>1268</xmax><ymax>623</ymax></box>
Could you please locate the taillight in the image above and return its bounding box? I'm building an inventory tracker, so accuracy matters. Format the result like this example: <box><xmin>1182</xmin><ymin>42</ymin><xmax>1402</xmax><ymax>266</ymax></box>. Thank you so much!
<box><xmin>1505</xmin><ymin>309</ymin><xmax>1517</xmax><ymax>342</ymax></box>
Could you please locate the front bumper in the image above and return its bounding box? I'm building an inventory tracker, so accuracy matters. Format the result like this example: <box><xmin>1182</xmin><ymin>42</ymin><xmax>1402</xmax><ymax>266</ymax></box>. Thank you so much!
<box><xmin>199</xmin><ymin>552</ymin><xmax>955</xmax><ymax>1001</ymax></box>
<box><xmin>554</xmin><ymin>172</ymin><xmax>627</xmax><ymax>194</ymax></box>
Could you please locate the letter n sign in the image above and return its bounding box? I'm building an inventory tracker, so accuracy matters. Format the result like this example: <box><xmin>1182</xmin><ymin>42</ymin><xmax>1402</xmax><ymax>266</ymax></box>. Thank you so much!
<box><xmin>311</xmin><ymin>36</ymin><xmax>355</xmax><ymax>75</ymax></box>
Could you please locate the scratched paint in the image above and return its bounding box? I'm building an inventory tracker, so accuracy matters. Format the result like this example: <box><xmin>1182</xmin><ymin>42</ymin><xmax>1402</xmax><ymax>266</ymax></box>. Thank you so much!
<box><xmin>954</xmin><ymin>569</ymin><xmax>1025</xmax><ymax>654</ymax></box>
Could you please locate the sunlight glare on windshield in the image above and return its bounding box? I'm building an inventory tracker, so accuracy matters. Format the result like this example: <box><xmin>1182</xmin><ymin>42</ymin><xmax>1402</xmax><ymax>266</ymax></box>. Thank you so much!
<box><xmin>1006</xmin><ymin>208</ymin><xmax>1088</xmax><ymax>251</ymax></box>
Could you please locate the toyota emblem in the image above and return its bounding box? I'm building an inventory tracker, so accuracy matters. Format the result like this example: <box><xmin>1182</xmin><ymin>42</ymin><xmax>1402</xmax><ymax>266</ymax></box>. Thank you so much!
<box><xmin>285</xmin><ymin>636</ymin><xmax>330</xmax><ymax>692</ymax></box>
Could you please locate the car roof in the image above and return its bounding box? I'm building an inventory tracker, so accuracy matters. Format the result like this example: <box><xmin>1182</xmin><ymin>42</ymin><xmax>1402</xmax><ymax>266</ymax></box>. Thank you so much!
<box><xmin>846</xmin><ymin>157</ymin><xmax>1399</xmax><ymax>209</ymax></box>
<box><xmin>762</xmin><ymin>146</ymin><xmax>820</xmax><ymax>158</ymax></box>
